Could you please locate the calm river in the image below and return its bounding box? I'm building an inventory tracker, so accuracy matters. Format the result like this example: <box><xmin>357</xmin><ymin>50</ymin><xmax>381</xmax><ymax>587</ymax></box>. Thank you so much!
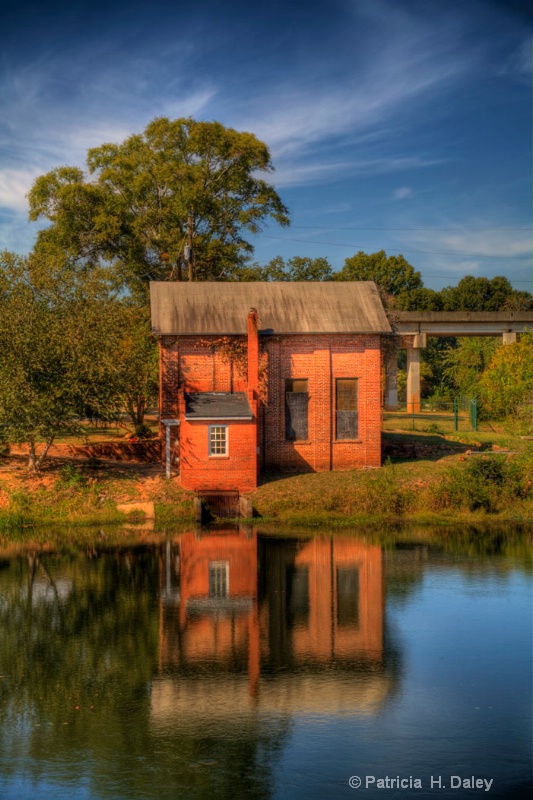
<box><xmin>0</xmin><ymin>528</ymin><xmax>531</xmax><ymax>799</ymax></box>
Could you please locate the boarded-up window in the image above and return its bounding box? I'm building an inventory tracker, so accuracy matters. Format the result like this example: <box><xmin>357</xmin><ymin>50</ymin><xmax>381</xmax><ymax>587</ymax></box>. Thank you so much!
<box><xmin>285</xmin><ymin>379</ymin><xmax>309</xmax><ymax>441</ymax></box>
<box><xmin>286</xmin><ymin>565</ymin><xmax>309</xmax><ymax>625</ymax></box>
<box><xmin>336</xmin><ymin>378</ymin><xmax>358</xmax><ymax>440</ymax></box>
<box><xmin>336</xmin><ymin>567</ymin><xmax>359</xmax><ymax>627</ymax></box>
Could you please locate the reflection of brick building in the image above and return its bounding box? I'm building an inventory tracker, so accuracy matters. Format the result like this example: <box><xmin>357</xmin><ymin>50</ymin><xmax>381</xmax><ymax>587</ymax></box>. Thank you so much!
<box><xmin>150</xmin><ymin>282</ymin><xmax>391</xmax><ymax>494</ymax></box>
<box><xmin>260</xmin><ymin>537</ymin><xmax>383</xmax><ymax>667</ymax></box>
<box><xmin>159</xmin><ymin>528</ymin><xmax>259</xmax><ymax>685</ymax></box>
<box><xmin>154</xmin><ymin>531</ymin><xmax>388</xmax><ymax>723</ymax></box>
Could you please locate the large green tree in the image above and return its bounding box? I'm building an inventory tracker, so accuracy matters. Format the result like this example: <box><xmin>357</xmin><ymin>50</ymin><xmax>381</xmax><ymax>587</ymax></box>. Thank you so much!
<box><xmin>334</xmin><ymin>250</ymin><xmax>423</xmax><ymax>307</ymax></box>
<box><xmin>440</xmin><ymin>275</ymin><xmax>533</xmax><ymax>311</ymax></box>
<box><xmin>28</xmin><ymin>117</ymin><xmax>290</xmax><ymax>298</ymax></box>
<box><xmin>0</xmin><ymin>252</ymin><xmax>122</xmax><ymax>472</ymax></box>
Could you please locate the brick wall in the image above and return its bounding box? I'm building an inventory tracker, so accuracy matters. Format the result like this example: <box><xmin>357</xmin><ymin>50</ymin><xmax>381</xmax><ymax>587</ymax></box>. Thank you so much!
<box><xmin>261</xmin><ymin>334</ymin><xmax>382</xmax><ymax>471</ymax></box>
<box><xmin>159</xmin><ymin>331</ymin><xmax>383</xmax><ymax>489</ymax></box>
<box><xmin>178</xmin><ymin>390</ymin><xmax>258</xmax><ymax>492</ymax></box>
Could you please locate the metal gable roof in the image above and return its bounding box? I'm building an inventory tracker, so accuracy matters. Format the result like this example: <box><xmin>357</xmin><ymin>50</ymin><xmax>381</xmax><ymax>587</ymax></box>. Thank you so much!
<box><xmin>150</xmin><ymin>281</ymin><xmax>391</xmax><ymax>335</ymax></box>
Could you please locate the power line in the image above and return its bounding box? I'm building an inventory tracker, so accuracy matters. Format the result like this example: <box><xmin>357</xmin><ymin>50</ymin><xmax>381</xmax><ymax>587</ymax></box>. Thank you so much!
<box><xmin>248</xmin><ymin>262</ymin><xmax>531</xmax><ymax>289</ymax></box>
<box><xmin>289</xmin><ymin>225</ymin><xmax>531</xmax><ymax>232</ymax></box>
<box><xmin>261</xmin><ymin>234</ymin><xmax>531</xmax><ymax>260</ymax></box>
<box><xmin>246</xmin><ymin>258</ymin><xmax>531</xmax><ymax>285</ymax></box>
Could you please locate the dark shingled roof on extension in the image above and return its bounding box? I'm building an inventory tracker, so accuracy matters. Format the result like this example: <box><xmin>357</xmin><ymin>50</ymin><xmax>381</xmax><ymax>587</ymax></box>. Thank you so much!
<box><xmin>150</xmin><ymin>281</ymin><xmax>391</xmax><ymax>335</ymax></box>
<box><xmin>185</xmin><ymin>392</ymin><xmax>253</xmax><ymax>420</ymax></box>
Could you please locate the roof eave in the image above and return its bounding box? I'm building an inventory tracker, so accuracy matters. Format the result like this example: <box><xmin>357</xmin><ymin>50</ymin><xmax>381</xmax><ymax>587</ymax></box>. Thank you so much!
<box><xmin>154</xmin><ymin>329</ymin><xmax>390</xmax><ymax>337</ymax></box>
<box><xmin>184</xmin><ymin>415</ymin><xmax>254</xmax><ymax>421</ymax></box>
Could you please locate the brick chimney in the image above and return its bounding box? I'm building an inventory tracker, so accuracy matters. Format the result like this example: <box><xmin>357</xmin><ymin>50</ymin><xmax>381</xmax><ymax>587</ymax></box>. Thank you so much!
<box><xmin>247</xmin><ymin>308</ymin><xmax>259</xmax><ymax>397</ymax></box>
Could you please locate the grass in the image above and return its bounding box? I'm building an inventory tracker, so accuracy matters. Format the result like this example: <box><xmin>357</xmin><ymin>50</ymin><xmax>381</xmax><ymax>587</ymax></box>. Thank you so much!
<box><xmin>253</xmin><ymin>433</ymin><xmax>533</xmax><ymax>527</ymax></box>
<box><xmin>0</xmin><ymin>459</ymin><xmax>195</xmax><ymax>531</ymax></box>
<box><xmin>0</xmin><ymin>422</ymin><xmax>531</xmax><ymax>533</ymax></box>
<box><xmin>252</xmin><ymin>467</ymin><xmax>533</xmax><ymax>527</ymax></box>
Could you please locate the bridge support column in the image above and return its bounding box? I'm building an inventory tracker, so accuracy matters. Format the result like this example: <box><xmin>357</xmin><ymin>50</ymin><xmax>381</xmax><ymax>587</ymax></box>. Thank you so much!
<box><xmin>407</xmin><ymin>344</ymin><xmax>421</xmax><ymax>413</ymax></box>
<box><xmin>385</xmin><ymin>351</ymin><xmax>398</xmax><ymax>409</ymax></box>
<box><xmin>502</xmin><ymin>332</ymin><xmax>517</xmax><ymax>344</ymax></box>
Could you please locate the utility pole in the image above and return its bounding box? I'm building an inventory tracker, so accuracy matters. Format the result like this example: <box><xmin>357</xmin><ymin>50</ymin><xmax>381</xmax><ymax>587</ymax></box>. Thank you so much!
<box><xmin>185</xmin><ymin>209</ymin><xmax>194</xmax><ymax>281</ymax></box>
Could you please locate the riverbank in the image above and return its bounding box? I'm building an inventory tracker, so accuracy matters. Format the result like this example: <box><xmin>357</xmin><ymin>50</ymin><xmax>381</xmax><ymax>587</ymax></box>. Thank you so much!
<box><xmin>0</xmin><ymin>432</ymin><xmax>531</xmax><ymax>532</ymax></box>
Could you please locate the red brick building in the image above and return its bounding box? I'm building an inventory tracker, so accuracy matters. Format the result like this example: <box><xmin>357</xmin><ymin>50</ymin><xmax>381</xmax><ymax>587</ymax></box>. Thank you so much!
<box><xmin>150</xmin><ymin>281</ymin><xmax>391</xmax><ymax>493</ymax></box>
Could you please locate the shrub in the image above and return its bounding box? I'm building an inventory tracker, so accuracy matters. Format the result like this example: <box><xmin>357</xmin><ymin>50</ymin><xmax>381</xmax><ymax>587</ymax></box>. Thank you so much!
<box><xmin>56</xmin><ymin>464</ymin><xmax>88</xmax><ymax>489</ymax></box>
<box><xmin>430</xmin><ymin>450</ymin><xmax>532</xmax><ymax>513</ymax></box>
<box><xmin>505</xmin><ymin>445</ymin><xmax>533</xmax><ymax>500</ymax></box>
<box><xmin>505</xmin><ymin>395</ymin><xmax>533</xmax><ymax>437</ymax></box>
<box><xmin>479</xmin><ymin>331</ymin><xmax>533</xmax><ymax>419</ymax></box>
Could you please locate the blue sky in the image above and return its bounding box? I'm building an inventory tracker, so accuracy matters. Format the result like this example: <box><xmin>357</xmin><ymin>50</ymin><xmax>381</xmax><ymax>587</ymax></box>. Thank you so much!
<box><xmin>1</xmin><ymin>0</ymin><xmax>531</xmax><ymax>291</ymax></box>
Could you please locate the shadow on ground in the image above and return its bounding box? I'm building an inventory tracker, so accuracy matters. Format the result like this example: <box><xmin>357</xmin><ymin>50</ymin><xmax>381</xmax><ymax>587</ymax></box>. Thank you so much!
<box><xmin>382</xmin><ymin>432</ymin><xmax>472</xmax><ymax>463</ymax></box>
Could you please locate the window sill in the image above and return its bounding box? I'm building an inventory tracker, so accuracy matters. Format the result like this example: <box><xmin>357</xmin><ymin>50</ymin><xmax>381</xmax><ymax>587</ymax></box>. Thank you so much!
<box><xmin>285</xmin><ymin>440</ymin><xmax>312</xmax><ymax>445</ymax></box>
<box><xmin>333</xmin><ymin>439</ymin><xmax>362</xmax><ymax>444</ymax></box>
<box><xmin>208</xmin><ymin>455</ymin><xmax>230</xmax><ymax>459</ymax></box>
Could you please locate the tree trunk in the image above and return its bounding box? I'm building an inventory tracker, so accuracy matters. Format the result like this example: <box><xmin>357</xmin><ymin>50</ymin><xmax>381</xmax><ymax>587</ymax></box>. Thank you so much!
<box><xmin>127</xmin><ymin>396</ymin><xmax>148</xmax><ymax>436</ymax></box>
<box><xmin>28</xmin><ymin>439</ymin><xmax>37</xmax><ymax>475</ymax></box>
<box><xmin>36</xmin><ymin>436</ymin><xmax>55</xmax><ymax>472</ymax></box>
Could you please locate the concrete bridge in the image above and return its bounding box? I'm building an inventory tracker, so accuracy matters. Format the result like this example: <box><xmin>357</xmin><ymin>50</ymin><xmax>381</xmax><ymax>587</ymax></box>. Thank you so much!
<box><xmin>386</xmin><ymin>311</ymin><xmax>533</xmax><ymax>411</ymax></box>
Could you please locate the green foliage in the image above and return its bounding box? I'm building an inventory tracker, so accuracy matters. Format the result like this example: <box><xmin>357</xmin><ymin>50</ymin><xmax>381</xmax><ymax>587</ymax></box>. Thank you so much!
<box><xmin>418</xmin><ymin>338</ymin><xmax>458</xmax><ymax>402</ymax></box>
<box><xmin>430</xmin><ymin>450</ymin><xmax>533</xmax><ymax>513</ymax></box>
<box><xmin>245</xmin><ymin>254</ymin><xmax>333</xmax><ymax>282</ymax></box>
<box><xmin>0</xmin><ymin>425</ymin><xmax>9</xmax><ymax>457</ymax></box>
<box><xmin>507</xmin><ymin>398</ymin><xmax>533</xmax><ymax>436</ymax></box>
<box><xmin>28</xmin><ymin>117</ymin><xmax>290</xmax><ymax>297</ymax></box>
<box><xmin>0</xmin><ymin>251</ymin><xmax>124</xmax><ymax>472</ymax></box>
<box><xmin>505</xmin><ymin>445</ymin><xmax>533</xmax><ymax>498</ymax></box>
<box><xmin>478</xmin><ymin>331</ymin><xmax>533</xmax><ymax>420</ymax></box>
<box><xmin>440</xmin><ymin>337</ymin><xmax>497</xmax><ymax>398</ymax></box>
<box><xmin>440</xmin><ymin>275</ymin><xmax>532</xmax><ymax>311</ymax></box>
<box><xmin>335</xmin><ymin>250</ymin><xmax>423</xmax><ymax>305</ymax></box>
<box><xmin>398</xmin><ymin>286</ymin><xmax>443</xmax><ymax>311</ymax></box>
<box><xmin>111</xmin><ymin>304</ymin><xmax>159</xmax><ymax>435</ymax></box>
<box><xmin>56</xmin><ymin>464</ymin><xmax>88</xmax><ymax>489</ymax></box>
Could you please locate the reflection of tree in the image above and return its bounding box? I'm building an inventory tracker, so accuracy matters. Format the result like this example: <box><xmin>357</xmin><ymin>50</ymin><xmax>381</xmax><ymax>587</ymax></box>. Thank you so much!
<box><xmin>0</xmin><ymin>545</ymin><xmax>286</xmax><ymax>800</ymax></box>
<box><xmin>384</xmin><ymin>544</ymin><xmax>431</xmax><ymax>605</ymax></box>
<box><xmin>0</xmin><ymin>548</ymin><xmax>158</xmax><ymax>778</ymax></box>
<box><xmin>384</xmin><ymin>532</ymin><xmax>532</xmax><ymax>606</ymax></box>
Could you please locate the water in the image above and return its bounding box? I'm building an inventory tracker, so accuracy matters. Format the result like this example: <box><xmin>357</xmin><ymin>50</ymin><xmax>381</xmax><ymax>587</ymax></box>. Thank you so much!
<box><xmin>0</xmin><ymin>529</ymin><xmax>531</xmax><ymax>799</ymax></box>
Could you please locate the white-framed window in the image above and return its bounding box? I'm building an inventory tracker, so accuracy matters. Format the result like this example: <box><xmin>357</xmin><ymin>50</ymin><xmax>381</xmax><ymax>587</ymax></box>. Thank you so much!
<box><xmin>209</xmin><ymin>561</ymin><xmax>229</xmax><ymax>597</ymax></box>
<box><xmin>209</xmin><ymin>424</ymin><xmax>228</xmax><ymax>456</ymax></box>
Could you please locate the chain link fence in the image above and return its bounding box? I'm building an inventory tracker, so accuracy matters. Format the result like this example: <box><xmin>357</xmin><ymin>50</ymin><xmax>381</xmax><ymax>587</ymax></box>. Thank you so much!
<box><xmin>383</xmin><ymin>397</ymin><xmax>478</xmax><ymax>433</ymax></box>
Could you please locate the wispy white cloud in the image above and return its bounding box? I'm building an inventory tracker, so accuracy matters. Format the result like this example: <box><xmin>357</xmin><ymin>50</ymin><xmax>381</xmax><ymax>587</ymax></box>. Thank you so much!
<box><xmin>0</xmin><ymin>167</ymin><xmax>42</xmax><ymax>211</ymax></box>
<box><xmin>230</xmin><ymin>8</ymin><xmax>477</xmax><ymax>190</ymax></box>
<box><xmin>0</xmin><ymin>0</ymin><xmax>529</xmax><ymax>267</ymax></box>
<box><xmin>406</xmin><ymin>228</ymin><xmax>532</xmax><ymax>258</ymax></box>
<box><xmin>239</xmin><ymin>47</ymin><xmax>467</xmax><ymax>159</ymax></box>
<box><xmin>394</xmin><ymin>187</ymin><xmax>413</xmax><ymax>200</ymax></box>
<box><xmin>160</xmin><ymin>89</ymin><xmax>217</xmax><ymax>122</ymax></box>
<box><xmin>0</xmin><ymin>44</ymin><xmax>215</xmax><ymax>216</ymax></box>
<box><xmin>497</xmin><ymin>36</ymin><xmax>531</xmax><ymax>78</ymax></box>
<box><xmin>272</xmin><ymin>156</ymin><xmax>442</xmax><ymax>188</ymax></box>
<box><xmin>384</xmin><ymin>223</ymin><xmax>532</xmax><ymax>289</ymax></box>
